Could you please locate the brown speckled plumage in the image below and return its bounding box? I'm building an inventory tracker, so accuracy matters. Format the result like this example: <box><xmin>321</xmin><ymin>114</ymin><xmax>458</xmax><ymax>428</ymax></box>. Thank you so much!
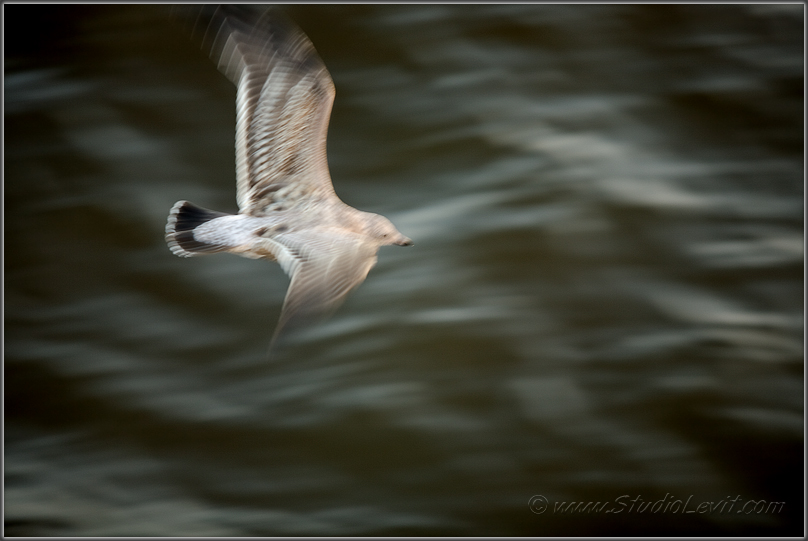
<box><xmin>165</xmin><ymin>6</ymin><xmax>411</xmax><ymax>348</ymax></box>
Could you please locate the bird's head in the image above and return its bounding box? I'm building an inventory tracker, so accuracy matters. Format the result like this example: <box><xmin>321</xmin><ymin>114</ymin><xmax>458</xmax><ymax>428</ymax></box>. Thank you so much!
<box><xmin>366</xmin><ymin>213</ymin><xmax>412</xmax><ymax>247</ymax></box>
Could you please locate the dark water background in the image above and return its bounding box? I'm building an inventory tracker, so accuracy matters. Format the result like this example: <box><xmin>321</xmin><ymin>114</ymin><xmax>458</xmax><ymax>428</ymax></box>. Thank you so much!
<box><xmin>5</xmin><ymin>4</ymin><xmax>804</xmax><ymax>536</ymax></box>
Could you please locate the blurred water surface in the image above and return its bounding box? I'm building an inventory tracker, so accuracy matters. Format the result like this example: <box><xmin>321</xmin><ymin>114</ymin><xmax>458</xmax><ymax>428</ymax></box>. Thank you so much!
<box><xmin>5</xmin><ymin>4</ymin><xmax>804</xmax><ymax>536</ymax></box>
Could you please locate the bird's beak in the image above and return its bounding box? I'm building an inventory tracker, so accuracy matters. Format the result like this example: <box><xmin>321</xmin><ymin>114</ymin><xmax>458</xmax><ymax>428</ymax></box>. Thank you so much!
<box><xmin>395</xmin><ymin>236</ymin><xmax>413</xmax><ymax>246</ymax></box>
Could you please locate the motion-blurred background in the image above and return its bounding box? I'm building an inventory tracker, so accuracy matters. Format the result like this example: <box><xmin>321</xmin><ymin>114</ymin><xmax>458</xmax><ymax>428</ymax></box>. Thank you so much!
<box><xmin>5</xmin><ymin>4</ymin><xmax>803</xmax><ymax>536</ymax></box>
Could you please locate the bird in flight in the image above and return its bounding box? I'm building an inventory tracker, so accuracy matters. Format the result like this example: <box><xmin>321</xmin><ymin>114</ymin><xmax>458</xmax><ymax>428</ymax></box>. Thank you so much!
<box><xmin>166</xmin><ymin>6</ymin><xmax>412</xmax><ymax>348</ymax></box>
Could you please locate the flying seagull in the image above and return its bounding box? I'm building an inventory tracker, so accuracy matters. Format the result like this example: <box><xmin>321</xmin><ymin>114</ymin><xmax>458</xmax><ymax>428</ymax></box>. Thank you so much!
<box><xmin>166</xmin><ymin>6</ymin><xmax>412</xmax><ymax>348</ymax></box>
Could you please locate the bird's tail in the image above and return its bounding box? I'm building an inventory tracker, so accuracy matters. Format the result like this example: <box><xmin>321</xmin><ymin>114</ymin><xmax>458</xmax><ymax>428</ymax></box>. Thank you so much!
<box><xmin>165</xmin><ymin>200</ymin><xmax>231</xmax><ymax>257</ymax></box>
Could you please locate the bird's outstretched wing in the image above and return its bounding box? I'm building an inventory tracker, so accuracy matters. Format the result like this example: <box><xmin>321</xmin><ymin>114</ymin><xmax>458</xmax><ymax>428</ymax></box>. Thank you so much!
<box><xmin>254</xmin><ymin>230</ymin><xmax>380</xmax><ymax>345</ymax></box>
<box><xmin>173</xmin><ymin>5</ymin><xmax>338</xmax><ymax>215</ymax></box>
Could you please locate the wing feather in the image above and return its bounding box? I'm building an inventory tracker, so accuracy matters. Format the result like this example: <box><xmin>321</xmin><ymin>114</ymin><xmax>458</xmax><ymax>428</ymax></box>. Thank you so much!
<box><xmin>173</xmin><ymin>5</ymin><xmax>337</xmax><ymax>215</ymax></box>
<box><xmin>256</xmin><ymin>231</ymin><xmax>379</xmax><ymax>343</ymax></box>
